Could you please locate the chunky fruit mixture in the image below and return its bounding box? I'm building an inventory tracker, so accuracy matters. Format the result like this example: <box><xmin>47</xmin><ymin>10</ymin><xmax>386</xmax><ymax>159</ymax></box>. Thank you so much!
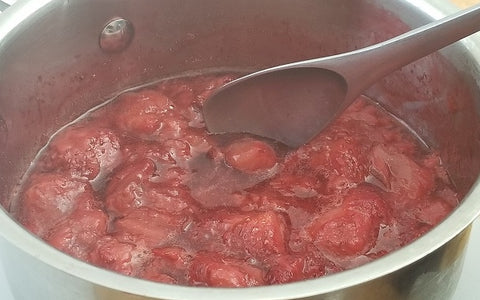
<box><xmin>14</xmin><ymin>73</ymin><xmax>458</xmax><ymax>287</ymax></box>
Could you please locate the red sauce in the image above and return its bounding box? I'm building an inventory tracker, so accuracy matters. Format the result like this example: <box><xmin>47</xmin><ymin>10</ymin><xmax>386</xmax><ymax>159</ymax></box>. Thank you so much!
<box><xmin>14</xmin><ymin>73</ymin><xmax>458</xmax><ymax>287</ymax></box>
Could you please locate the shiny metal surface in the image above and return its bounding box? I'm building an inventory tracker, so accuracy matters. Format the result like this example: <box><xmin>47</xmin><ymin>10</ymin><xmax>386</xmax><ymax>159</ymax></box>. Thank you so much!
<box><xmin>0</xmin><ymin>0</ymin><xmax>480</xmax><ymax>299</ymax></box>
<box><xmin>99</xmin><ymin>17</ymin><xmax>134</xmax><ymax>53</ymax></box>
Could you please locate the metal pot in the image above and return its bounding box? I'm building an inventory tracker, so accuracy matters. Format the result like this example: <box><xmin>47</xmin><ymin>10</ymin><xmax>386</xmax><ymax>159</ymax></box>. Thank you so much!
<box><xmin>1</xmin><ymin>0</ymin><xmax>480</xmax><ymax>299</ymax></box>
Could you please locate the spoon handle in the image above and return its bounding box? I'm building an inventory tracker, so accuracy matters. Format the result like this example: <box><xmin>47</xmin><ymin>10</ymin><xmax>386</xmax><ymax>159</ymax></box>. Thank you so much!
<box><xmin>308</xmin><ymin>4</ymin><xmax>480</xmax><ymax>101</ymax></box>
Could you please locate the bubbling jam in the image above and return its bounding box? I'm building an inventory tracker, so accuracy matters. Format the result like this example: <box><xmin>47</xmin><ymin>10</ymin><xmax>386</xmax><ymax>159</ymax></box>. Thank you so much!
<box><xmin>13</xmin><ymin>73</ymin><xmax>458</xmax><ymax>287</ymax></box>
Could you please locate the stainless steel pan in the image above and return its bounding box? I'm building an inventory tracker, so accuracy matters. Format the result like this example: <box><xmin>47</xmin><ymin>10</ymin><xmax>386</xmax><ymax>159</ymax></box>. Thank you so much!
<box><xmin>1</xmin><ymin>0</ymin><xmax>480</xmax><ymax>299</ymax></box>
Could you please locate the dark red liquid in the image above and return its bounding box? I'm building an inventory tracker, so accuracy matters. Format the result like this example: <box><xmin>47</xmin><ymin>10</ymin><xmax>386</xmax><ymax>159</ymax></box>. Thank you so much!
<box><xmin>14</xmin><ymin>73</ymin><xmax>458</xmax><ymax>287</ymax></box>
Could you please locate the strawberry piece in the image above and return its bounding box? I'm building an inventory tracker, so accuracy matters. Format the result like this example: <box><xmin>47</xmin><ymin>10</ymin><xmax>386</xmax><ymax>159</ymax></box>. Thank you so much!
<box><xmin>269</xmin><ymin>171</ymin><xmax>325</xmax><ymax>198</ymax></box>
<box><xmin>187</xmin><ymin>210</ymin><xmax>289</xmax><ymax>258</ymax></box>
<box><xmin>18</xmin><ymin>173</ymin><xmax>96</xmax><ymax>237</ymax></box>
<box><xmin>223</xmin><ymin>210</ymin><xmax>289</xmax><ymax>259</ymax></box>
<box><xmin>163</xmin><ymin>139</ymin><xmax>194</xmax><ymax>166</ymax></box>
<box><xmin>224</xmin><ymin>138</ymin><xmax>277</xmax><ymax>173</ymax></box>
<box><xmin>414</xmin><ymin>196</ymin><xmax>455</xmax><ymax>226</ymax></box>
<box><xmin>113</xmin><ymin>89</ymin><xmax>189</xmax><ymax>140</ymax></box>
<box><xmin>105</xmin><ymin>158</ymin><xmax>197</xmax><ymax>217</ymax></box>
<box><xmin>307</xmin><ymin>185</ymin><xmax>389</xmax><ymax>257</ymax></box>
<box><xmin>45</xmin><ymin>208</ymin><xmax>108</xmax><ymax>260</ymax></box>
<box><xmin>157</xmin><ymin>80</ymin><xmax>196</xmax><ymax>110</ymax></box>
<box><xmin>188</xmin><ymin>253</ymin><xmax>265</xmax><ymax>287</ymax></box>
<box><xmin>122</xmin><ymin>139</ymin><xmax>191</xmax><ymax>182</ymax></box>
<box><xmin>186</xmin><ymin>210</ymin><xmax>246</xmax><ymax>253</ymax></box>
<box><xmin>113</xmin><ymin>207</ymin><xmax>187</xmax><ymax>248</ymax></box>
<box><xmin>370</xmin><ymin>145</ymin><xmax>435</xmax><ymax>201</ymax></box>
<box><xmin>265</xmin><ymin>254</ymin><xmax>337</xmax><ymax>284</ymax></box>
<box><xmin>114</xmin><ymin>89</ymin><xmax>171</xmax><ymax>135</ymax></box>
<box><xmin>40</xmin><ymin>125</ymin><xmax>122</xmax><ymax>180</ymax></box>
<box><xmin>338</xmin><ymin>96</ymin><xmax>381</xmax><ymax>127</ymax></box>
<box><xmin>88</xmin><ymin>236</ymin><xmax>151</xmax><ymax>276</ymax></box>
<box><xmin>307</xmin><ymin>134</ymin><xmax>370</xmax><ymax>192</ymax></box>
<box><xmin>140</xmin><ymin>247</ymin><xmax>192</xmax><ymax>284</ymax></box>
<box><xmin>151</xmin><ymin>247</ymin><xmax>192</xmax><ymax>271</ymax></box>
<box><xmin>122</xmin><ymin>140</ymin><xmax>174</xmax><ymax>165</ymax></box>
<box><xmin>265</xmin><ymin>254</ymin><xmax>306</xmax><ymax>284</ymax></box>
<box><xmin>105</xmin><ymin>158</ymin><xmax>156</xmax><ymax>217</ymax></box>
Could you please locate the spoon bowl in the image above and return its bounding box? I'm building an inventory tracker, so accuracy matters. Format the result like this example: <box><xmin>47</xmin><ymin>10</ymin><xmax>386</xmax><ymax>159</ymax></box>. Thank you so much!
<box><xmin>204</xmin><ymin>68</ymin><xmax>346</xmax><ymax>147</ymax></box>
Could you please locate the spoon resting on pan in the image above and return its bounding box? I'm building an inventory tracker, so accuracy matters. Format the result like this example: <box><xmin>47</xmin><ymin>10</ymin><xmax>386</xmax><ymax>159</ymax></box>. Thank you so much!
<box><xmin>203</xmin><ymin>4</ymin><xmax>480</xmax><ymax>148</ymax></box>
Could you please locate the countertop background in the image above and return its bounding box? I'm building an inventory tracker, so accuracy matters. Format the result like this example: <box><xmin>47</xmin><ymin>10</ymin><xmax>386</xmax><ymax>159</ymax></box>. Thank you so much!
<box><xmin>452</xmin><ymin>0</ymin><xmax>478</xmax><ymax>7</ymax></box>
<box><xmin>0</xmin><ymin>0</ymin><xmax>479</xmax><ymax>299</ymax></box>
